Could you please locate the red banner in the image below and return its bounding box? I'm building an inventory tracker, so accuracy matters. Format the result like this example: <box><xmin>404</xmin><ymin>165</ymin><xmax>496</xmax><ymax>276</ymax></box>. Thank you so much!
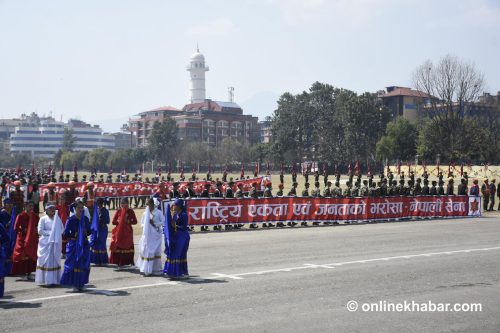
<box><xmin>178</xmin><ymin>196</ymin><xmax>481</xmax><ymax>226</ymax></box>
<box><xmin>39</xmin><ymin>177</ymin><xmax>266</xmax><ymax>199</ymax></box>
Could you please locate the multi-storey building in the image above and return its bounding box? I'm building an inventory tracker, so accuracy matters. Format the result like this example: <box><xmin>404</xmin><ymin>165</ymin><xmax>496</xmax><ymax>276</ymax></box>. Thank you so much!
<box><xmin>379</xmin><ymin>86</ymin><xmax>435</xmax><ymax>121</ymax></box>
<box><xmin>128</xmin><ymin>48</ymin><xmax>260</xmax><ymax>147</ymax></box>
<box><xmin>10</xmin><ymin>117</ymin><xmax>115</xmax><ymax>158</ymax></box>
<box><xmin>259</xmin><ymin>117</ymin><xmax>272</xmax><ymax>144</ymax></box>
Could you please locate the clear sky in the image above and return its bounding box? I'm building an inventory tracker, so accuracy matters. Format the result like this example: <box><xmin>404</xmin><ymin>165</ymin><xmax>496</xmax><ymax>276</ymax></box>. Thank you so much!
<box><xmin>1</xmin><ymin>0</ymin><xmax>499</xmax><ymax>132</ymax></box>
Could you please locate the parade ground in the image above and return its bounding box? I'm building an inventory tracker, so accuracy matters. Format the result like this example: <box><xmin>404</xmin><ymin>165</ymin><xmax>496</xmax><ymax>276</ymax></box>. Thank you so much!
<box><xmin>1</xmin><ymin>214</ymin><xmax>499</xmax><ymax>332</ymax></box>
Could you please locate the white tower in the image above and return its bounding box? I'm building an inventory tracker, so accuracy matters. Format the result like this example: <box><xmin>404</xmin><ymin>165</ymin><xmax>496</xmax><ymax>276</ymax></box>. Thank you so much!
<box><xmin>186</xmin><ymin>45</ymin><xmax>209</xmax><ymax>103</ymax></box>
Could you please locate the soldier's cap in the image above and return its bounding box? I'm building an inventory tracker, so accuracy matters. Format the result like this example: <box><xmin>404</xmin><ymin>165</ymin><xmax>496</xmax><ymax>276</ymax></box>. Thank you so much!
<box><xmin>305</xmin><ymin>182</ymin><xmax>310</xmax><ymax>187</ymax></box>
<box><xmin>314</xmin><ymin>182</ymin><xmax>320</xmax><ymax>187</ymax></box>
<box><xmin>293</xmin><ymin>182</ymin><xmax>298</xmax><ymax>186</ymax></box>
<box><xmin>416</xmin><ymin>178</ymin><xmax>421</xmax><ymax>182</ymax></box>
<box><xmin>432</xmin><ymin>180</ymin><xmax>437</xmax><ymax>184</ymax></box>
<box><xmin>363</xmin><ymin>180</ymin><xmax>368</xmax><ymax>184</ymax></box>
<box><xmin>216</xmin><ymin>181</ymin><xmax>223</xmax><ymax>187</ymax></box>
<box><xmin>327</xmin><ymin>181</ymin><xmax>332</xmax><ymax>185</ymax></box>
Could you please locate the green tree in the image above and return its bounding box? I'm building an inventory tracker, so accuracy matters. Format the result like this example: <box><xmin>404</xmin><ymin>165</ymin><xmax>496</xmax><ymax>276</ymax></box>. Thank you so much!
<box><xmin>147</xmin><ymin>119</ymin><xmax>178</xmax><ymax>162</ymax></box>
<box><xmin>376</xmin><ymin>118</ymin><xmax>417</xmax><ymax>162</ymax></box>
<box><xmin>83</xmin><ymin>148</ymin><xmax>111</xmax><ymax>171</ymax></box>
<box><xmin>62</xmin><ymin>127</ymin><xmax>76</xmax><ymax>152</ymax></box>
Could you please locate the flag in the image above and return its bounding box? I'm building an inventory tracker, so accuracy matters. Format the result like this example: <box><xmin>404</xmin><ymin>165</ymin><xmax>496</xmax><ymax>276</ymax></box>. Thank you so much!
<box><xmin>76</xmin><ymin>211</ymin><xmax>86</xmax><ymax>262</ymax></box>
<box><xmin>266</xmin><ymin>161</ymin><xmax>270</xmax><ymax>176</ymax></box>
<box><xmin>60</xmin><ymin>164</ymin><xmax>64</xmax><ymax>177</ymax></box>
<box><xmin>280</xmin><ymin>163</ymin><xmax>284</xmax><ymax>175</ymax></box>
<box><xmin>168</xmin><ymin>163</ymin><xmax>172</xmax><ymax>174</ymax></box>
<box><xmin>460</xmin><ymin>163</ymin><xmax>464</xmax><ymax>176</ymax></box>
<box><xmin>348</xmin><ymin>163</ymin><xmax>352</xmax><ymax>175</ymax></box>
<box><xmin>354</xmin><ymin>160</ymin><xmax>359</xmax><ymax>176</ymax></box>
<box><xmin>163</xmin><ymin>204</ymin><xmax>174</xmax><ymax>256</ymax></box>
<box><xmin>180</xmin><ymin>164</ymin><xmax>184</xmax><ymax>179</ymax></box>
<box><xmin>254</xmin><ymin>162</ymin><xmax>259</xmax><ymax>176</ymax></box>
<box><xmin>8</xmin><ymin>207</ymin><xmax>17</xmax><ymax>259</ymax></box>
<box><xmin>90</xmin><ymin>202</ymin><xmax>99</xmax><ymax>243</ymax></box>
<box><xmin>240</xmin><ymin>163</ymin><xmax>245</xmax><ymax>178</ymax></box>
<box><xmin>73</xmin><ymin>162</ymin><xmax>78</xmax><ymax>177</ymax></box>
<box><xmin>368</xmin><ymin>163</ymin><xmax>372</xmax><ymax>176</ymax></box>
<box><xmin>16</xmin><ymin>165</ymin><xmax>21</xmax><ymax>176</ymax></box>
<box><xmin>386</xmin><ymin>164</ymin><xmax>390</xmax><ymax>175</ymax></box>
<box><xmin>397</xmin><ymin>161</ymin><xmax>401</xmax><ymax>175</ymax></box>
<box><xmin>423</xmin><ymin>160</ymin><xmax>427</xmax><ymax>173</ymax></box>
<box><xmin>335</xmin><ymin>163</ymin><xmax>339</xmax><ymax>175</ymax></box>
<box><xmin>408</xmin><ymin>162</ymin><xmax>411</xmax><ymax>174</ymax></box>
<box><xmin>208</xmin><ymin>162</ymin><xmax>212</xmax><ymax>174</ymax></box>
<box><xmin>437</xmin><ymin>160</ymin><xmax>440</xmax><ymax>175</ymax></box>
<box><xmin>157</xmin><ymin>166</ymin><xmax>161</xmax><ymax>176</ymax></box>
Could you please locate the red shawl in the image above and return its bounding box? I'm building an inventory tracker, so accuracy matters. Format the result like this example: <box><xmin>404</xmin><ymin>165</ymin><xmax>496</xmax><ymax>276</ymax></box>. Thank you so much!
<box><xmin>13</xmin><ymin>212</ymin><xmax>39</xmax><ymax>261</ymax></box>
<box><xmin>110</xmin><ymin>207</ymin><xmax>136</xmax><ymax>251</ymax></box>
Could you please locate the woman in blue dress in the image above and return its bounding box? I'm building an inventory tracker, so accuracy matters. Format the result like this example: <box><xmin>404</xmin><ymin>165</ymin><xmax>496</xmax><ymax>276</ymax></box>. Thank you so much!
<box><xmin>60</xmin><ymin>200</ymin><xmax>91</xmax><ymax>292</ymax></box>
<box><xmin>164</xmin><ymin>198</ymin><xmax>190</xmax><ymax>279</ymax></box>
<box><xmin>90</xmin><ymin>198</ymin><xmax>110</xmax><ymax>266</ymax></box>
<box><xmin>0</xmin><ymin>222</ymin><xmax>10</xmax><ymax>298</ymax></box>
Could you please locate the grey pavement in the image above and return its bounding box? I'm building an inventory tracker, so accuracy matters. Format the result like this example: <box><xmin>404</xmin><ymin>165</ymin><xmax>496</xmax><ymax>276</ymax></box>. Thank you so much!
<box><xmin>1</xmin><ymin>215</ymin><xmax>500</xmax><ymax>333</ymax></box>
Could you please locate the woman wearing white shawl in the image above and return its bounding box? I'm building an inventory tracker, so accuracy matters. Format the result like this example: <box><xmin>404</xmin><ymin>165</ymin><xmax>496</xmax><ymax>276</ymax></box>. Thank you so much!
<box><xmin>136</xmin><ymin>198</ymin><xmax>164</xmax><ymax>276</ymax></box>
<box><xmin>35</xmin><ymin>205</ymin><xmax>64</xmax><ymax>285</ymax></box>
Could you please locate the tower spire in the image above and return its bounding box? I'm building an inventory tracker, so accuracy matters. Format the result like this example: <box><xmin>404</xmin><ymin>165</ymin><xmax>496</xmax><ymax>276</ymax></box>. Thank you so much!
<box><xmin>197</xmin><ymin>41</ymin><xmax>199</xmax><ymax>52</ymax></box>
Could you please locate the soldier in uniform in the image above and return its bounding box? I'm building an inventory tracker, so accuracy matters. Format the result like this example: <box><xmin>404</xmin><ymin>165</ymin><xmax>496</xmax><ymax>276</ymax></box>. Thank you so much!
<box><xmin>225</xmin><ymin>181</ymin><xmax>234</xmax><ymax>198</ymax></box>
<box><xmin>430</xmin><ymin>180</ymin><xmax>438</xmax><ymax>195</ymax></box>
<box><xmin>380</xmin><ymin>178</ymin><xmax>388</xmax><ymax>197</ymax></box>
<box><xmin>323</xmin><ymin>181</ymin><xmax>332</xmax><ymax>198</ymax></box>
<box><xmin>446</xmin><ymin>178</ymin><xmax>454</xmax><ymax>195</ymax></box>
<box><xmin>249</xmin><ymin>183</ymin><xmax>259</xmax><ymax>229</ymax></box>
<box><xmin>235</xmin><ymin>183</ymin><xmax>244</xmax><ymax>198</ymax></box>
<box><xmin>480</xmin><ymin>178</ymin><xmax>490</xmax><ymax>211</ymax></box>
<box><xmin>183</xmin><ymin>182</ymin><xmax>196</xmax><ymax>198</ymax></box>
<box><xmin>421</xmin><ymin>179</ymin><xmax>430</xmax><ymax>195</ymax></box>
<box><xmin>414</xmin><ymin>178</ymin><xmax>422</xmax><ymax>196</ymax></box>
<box><xmin>287</xmin><ymin>182</ymin><xmax>298</xmax><ymax>196</ymax></box>
<box><xmin>276</xmin><ymin>183</ymin><xmax>284</xmax><ymax>197</ymax></box>
<box><xmin>200</xmin><ymin>183</ymin><xmax>210</xmax><ymax>198</ymax></box>
<box><xmin>213</xmin><ymin>182</ymin><xmax>223</xmax><ymax>198</ymax></box>
<box><xmin>343</xmin><ymin>181</ymin><xmax>352</xmax><ymax>197</ymax></box>
<box><xmin>300</xmin><ymin>183</ymin><xmax>310</xmax><ymax>226</ymax></box>
<box><xmin>360</xmin><ymin>180</ymin><xmax>369</xmax><ymax>197</ymax></box>
<box><xmin>312</xmin><ymin>182</ymin><xmax>321</xmax><ymax>198</ymax></box>
<box><xmin>437</xmin><ymin>180</ymin><xmax>445</xmax><ymax>195</ymax></box>
<box><xmin>333</xmin><ymin>181</ymin><xmax>343</xmax><ymax>198</ymax></box>
<box><xmin>488</xmin><ymin>179</ymin><xmax>496</xmax><ymax>211</ymax></box>
<box><xmin>262</xmin><ymin>182</ymin><xmax>274</xmax><ymax>228</ymax></box>
<box><xmin>351</xmin><ymin>181</ymin><xmax>360</xmax><ymax>197</ymax></box>
<box><xmin>457</xmin><ymin>178</ymin><xmax>467</xmax><ymax>195</ymax></box>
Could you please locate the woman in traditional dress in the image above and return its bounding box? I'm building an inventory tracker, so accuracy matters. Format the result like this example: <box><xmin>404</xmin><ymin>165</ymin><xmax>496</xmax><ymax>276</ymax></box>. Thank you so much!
<box><xmin>35</xmin><ymin>204</ymin><xmax>63</xmax><ymax>286</ymax></box>
<box><xmin>109</xmin><ymin>198</ymin><xmax>137</xmax><ymax>269</ymax></box>
<box><xmin>136</xmin><ymin>198</ymin><xmax>163</xmax><ymax>276</ymax></box>
<box><xmin>164</xmin><ymin>198</ymin><xmax>190</xmax><ymax>279</ymax></box>
<box><xmin>11</xmin><ymin>201</ymin><xmax>39</xmax><ymax>280</ymax></box>
<box><xmin>0</xmin><ymin>222</ymin><xmax>10</xmax><ymax>298</ymax></box>
<box><xmin>60</xmin><ymin>200</ymin><xmax>91</xmax><ymax>292</ymax></box>
<box><xmin>56</xmin><ymin>190</ymin><xmax>69</xmax><ymax>257</ymax></box>
<box><xmin>90</xmin><ymin>198</ymin><xmax>110</xmax><ymax>266</ymax></box>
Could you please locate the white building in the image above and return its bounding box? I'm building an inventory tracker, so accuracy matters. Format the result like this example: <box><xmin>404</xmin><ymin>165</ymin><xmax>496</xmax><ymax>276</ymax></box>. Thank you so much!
<box><xmin>10</xmin><ymin>118</ymin><xmax>115</xmax><ymax>158</ymax></box>
<box><xmin>186</xmin><ymin>46</ymin><xmax>209</xmax><ymax>103</ymax></box>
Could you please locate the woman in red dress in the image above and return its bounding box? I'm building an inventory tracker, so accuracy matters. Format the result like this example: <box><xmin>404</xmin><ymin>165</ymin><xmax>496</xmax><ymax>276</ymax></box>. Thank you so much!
<box><xmin>109</xmin><ymin>198</ymin><xmax>137</xmax><ymax>269</ymax></box>
<box><xmin>56</xmin><ymin>189</ymin><xmax>69</xmax><ymax>256</ymax></box>
<box><xmin>11</xmin><ymin>201</ymin><xmax>39</xmax><ymax>280</ymax></box>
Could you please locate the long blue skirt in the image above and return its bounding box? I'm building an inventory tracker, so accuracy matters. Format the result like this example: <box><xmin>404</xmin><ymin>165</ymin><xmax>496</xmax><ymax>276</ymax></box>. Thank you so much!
<box><xmin>164</xmin><ymin>231</ymin><xmax>190</xmax><ymax>277</ymax></box>
<box><xmin>0</xmin><ymin>257</ymin><xmax>5</xmax><ymax>298</ymax></box>
<box><xmin>90</xmin><ymin>226</ymin><xmax>109</xmax><ymax>265</ymax></box>
<box><xmin>60</xmin><ymin>239</ymin><xmax>91</xmax><ymax>289</ymax></box>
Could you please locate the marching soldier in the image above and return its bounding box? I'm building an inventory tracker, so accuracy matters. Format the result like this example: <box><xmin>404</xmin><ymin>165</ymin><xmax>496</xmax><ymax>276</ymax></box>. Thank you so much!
<box><xmin>235</xmin><ymin>183</ymin><xmax>244</xmax><ymax>198</ymax></box>
<box><xmin>312</xmin><ymin>182</ymin><xmax>321</xmax><ymax>198</ymax></box>
<box><xmin>287</xmin><ymin>182</ymin><xmax>298</xmax><ymax>196</ymax></box>
<box><xmin>488</xmin><ymin>179</ymin><xmax>496</xmax><ymax>211</ymax></box>
<box><xmin>360</xmin><ymin>180</ymin><xmax>369</xmax><ymax>197</ymax></box>
<box><xmin>422</xmin><ymin>179</ymin><xmax>430</xmax><ymax>195</ymax></box>
<box><xmin>437</xmin><ymin>180</ymin><xmax>445</xmax><ymax>196</ymax></box>
<box><xmin>343</xmin><ymin>181</ymin><xmax>352</xmax><ymax>197</ymax></box>
<box><xmin>333</xmin><ymin>181</ymin><xmax>343</xmax><ymax>198</ymax></box>
<box><xmin>457</xmin><ymin>178</ymin><xmax>467</xmax><ymax>195</ymax></box>
<box><xmin>380</xmin><ymin>178</ymin><xmax>388</xmax><ymax>197</ymax></box>
<box><xmin>276</xmin><ymin>183</ymin><xmax>284</xmax><ymax>197</ymax></box>
<box><xmin>302</xmin><ymin>183</ymin><xmax>310</xmax><ymax>197</ymax></box>
<box><xmin>414</xmin><ymin>178</ymin><xmax>422</xmax><ymax>196</ymax></box>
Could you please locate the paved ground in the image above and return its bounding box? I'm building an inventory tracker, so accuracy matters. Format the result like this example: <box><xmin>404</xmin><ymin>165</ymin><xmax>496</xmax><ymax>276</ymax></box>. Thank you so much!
<box><xmin>1</xmin><ymin>215</ymin><xmax>500</xmax><ymax>332</ymax></box>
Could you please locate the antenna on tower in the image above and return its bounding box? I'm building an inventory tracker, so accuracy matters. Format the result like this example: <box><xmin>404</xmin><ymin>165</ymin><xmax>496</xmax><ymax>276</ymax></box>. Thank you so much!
<box><xmin>228</xmin><ymin>87</ymin><xmax>234</xmax><ymax>102</ymax></box>
<box><xmin>197</xmin><ymin>41</ymin><xmax>199</xmax><ymax>52</ymax></box>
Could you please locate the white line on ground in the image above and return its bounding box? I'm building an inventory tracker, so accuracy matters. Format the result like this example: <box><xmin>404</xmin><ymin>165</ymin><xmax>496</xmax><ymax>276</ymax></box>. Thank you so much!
<box><xmin>3</xmin><ymin>246</ymin><xmax>499</xmax><ymax>306</ymax></box>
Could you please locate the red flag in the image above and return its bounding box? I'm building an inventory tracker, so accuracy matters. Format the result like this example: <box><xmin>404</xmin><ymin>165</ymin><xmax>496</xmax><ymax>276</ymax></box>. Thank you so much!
<box><xmin>407</xmin><ymin>162</ymin><xmax>411</xmax><ymax>174</ymax></box>
<box><xmin>60</xmin><ymin>164</ymin><xmax>64</xmax><ymax>177</ymax></box>
<box><xmin>240</xmin><ymin>163</ymin><xmax>245</xmax><ymax>178</ymax></box>
<box><xmin>292</xmin><ymin>162</ymin><xmax>296</xmax><ymax>173</ymax></box>
<box><xmin>368</xmin><ymin>163</ymin><xmax>372</xmax><ymax>176</ymax></box>
<box><xmin>460</xmin><ymin>163</ymin><xmax>464</xmax><ymax>176</ymax></box>
<box><xmin>280</xmin><ymin>163</ymin><xmax>284</xmax><ymax>175</ymax></box>
<box><xmin>397</xmin><ymin>161</ymin><xmax>401</xmax><ymax>175</ymax></box>
<box><xmin>348</xmin><ymin>163</ymin><xmax>352</xmax><ymax>175</ymax></box>
<box><xmin>437</xmin><ymin>160</ymin><xmax>440</xmax><ymax>175</ymax></box>
<box><xmin>180</xmin><ymin>163</ymin><xmax>185</xmax><ymax>178</ymax></box>
<box><xmin>335</xmin><ymin>163</ymin><xmax>339</xmax><ymax>175</ymax></box>
<box><xmin>386</xmin><ymin>164</ymin><xmax>390</xmax><ymax>175</ymax></box>
<box><xmin>354</xmin><ymin>160</ymin><xmax>359</xmax><ymax>176</ymax></box>
<box><xmin>254</xmin><ymin>162</ymin><xmax>259</xmax><ymax>176</ymax></box>
<box><xmin>423</xmin><ymin>160</ymin><xmax>427</xmax><ymax>172</ymax></box>
<box><xmin>157</xmin><ymin>166</ymin><xmax>161</xmax><ymax>176</ymax></box>
<box><xmin>168</xmin><ymin>163</ymin><xmax>172</xmax><ymax>174</ymax></box>
<box><xmin>266</xmin><ymin>161</ymin><xmax>270</xmax><ymax>176</ymax></box>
